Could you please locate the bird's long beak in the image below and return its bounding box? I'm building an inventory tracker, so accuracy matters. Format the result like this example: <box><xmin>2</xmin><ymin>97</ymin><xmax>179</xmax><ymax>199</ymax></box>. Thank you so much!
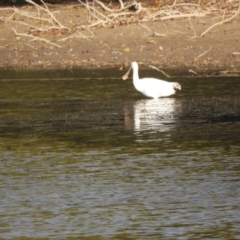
<box><xmin>122</xmin><ymin>66</ymin><xmax>131</xmax><ymax>80</ymax></box>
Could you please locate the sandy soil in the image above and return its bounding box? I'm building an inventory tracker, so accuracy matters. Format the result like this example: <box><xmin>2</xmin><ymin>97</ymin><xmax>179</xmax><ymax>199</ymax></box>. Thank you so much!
<box><xmin>1</xmin><ymin>1</ymin><xmax>240</xmax><ymax>74</ymax></box>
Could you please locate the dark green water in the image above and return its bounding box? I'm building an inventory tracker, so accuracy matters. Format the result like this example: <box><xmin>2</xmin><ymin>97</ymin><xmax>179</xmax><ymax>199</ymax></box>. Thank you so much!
<box><xmin>0</xmin><ymin>69</ymin><xmax>240</xmax><ymax>239</ymax></box>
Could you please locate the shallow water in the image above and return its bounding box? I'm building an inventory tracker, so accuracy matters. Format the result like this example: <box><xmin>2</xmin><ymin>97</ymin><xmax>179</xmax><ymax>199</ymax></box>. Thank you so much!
<box><xmin>0</xmin><ymin>69</ymin><xmax>240</xmax><ymax>239</ymax></box>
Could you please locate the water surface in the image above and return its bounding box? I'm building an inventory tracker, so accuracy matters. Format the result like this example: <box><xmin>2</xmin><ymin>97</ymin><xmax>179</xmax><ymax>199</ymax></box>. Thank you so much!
<box><xmin>0</xmin><ymin>69</ymin><xmax>240</xmax><ymax>239</ymax></box>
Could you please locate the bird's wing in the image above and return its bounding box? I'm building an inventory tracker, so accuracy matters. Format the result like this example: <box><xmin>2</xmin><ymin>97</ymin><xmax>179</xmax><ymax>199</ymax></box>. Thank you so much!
<box><xmin>140</xmin><ymin>78</ymin><xmax>175</xmax><ymax>97</ymax></box>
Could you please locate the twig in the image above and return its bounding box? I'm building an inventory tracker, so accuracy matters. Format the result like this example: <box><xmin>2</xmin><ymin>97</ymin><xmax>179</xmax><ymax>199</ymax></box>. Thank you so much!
<box><xmin>40</xmin><ymin>0</ymin><xmax>69</xmax><ymax>29</ymax></box>
<box><xmin>57</xmin><ymin>33</ymin><xmax>79</xmax><ymax>41</ymax></box>
<box><xmin>201</xmin><ymin>4</ymin><xmax>240</xmax><ymax>37</ymax></box>
<box><xmin>145</xmin><ymin>32</ymin><xmax>167</xmax><ymax>37</ymax></box>
<box><xmin>118</xmin><ymin>0</ymin><xmax>124</xmax><ymax>10</ymax></box>
<box><xmin>58</xmin><ymin>31</ymin><xmax>93</xmax><ymax>41</ymax></box>
<box><xmin>95</xmin><ymin>0</ymin><xmax>114</xmax><ymax>12</ymax></box>
<box><xmin>12</xmin><ymin>28</ymin><xmax>61</xmax><ymax>48</ymax></box>
<box><xmin>79</xmin><ymin>0</ymin><xmax>114</xmax><ymax>24</ymax></box>
<box><xmin>188</xmin><ymin>17</ymin><xmax>197</xmax><ymax>37</ymax></box>
<box><xmin>172</xmin><ymin>0</ymin><xmax>178</xmax><ymax>6</ymax></box>
<box><xmin>160</xmin><ymin>12</ymin><xmax>207</xmax><ymax>20</ymax></box>
<box><xmin>189</xmin><ymin>69</ymin><xmax>198</xmax><ymax>74</ymax></box>
<box><xmin>25</xmin><ymin>43</ymin><xmax>35</xmax><ymax>49</ymax></box>
<box><xmin>7</xmin><ymin>17</ymin><xmax>64</xmax><ymax>33</ymax></box>
<box><xmin>79</xmin><ymin>0</ymin><xmax>144</xmax><ymax>27</ymax></box>
<box><xmin>25</xmin><ymin>0</ymin><xmax>69</xmax><ymax>30</ymax></box>
<box><xmin>194</xmin><ymin>46</ymin><xmax>212</xmax><ymax>62</ymax></box>
<box><xmin>13</xmin><ymin>6</ymin><xmax>41</xmax><ymax>19</ymax></box>
<box><xmin>138</xmin><ymin>23</ymin><xmax>151</xmax><ymax>32</ymax></box>
<box><xmin>149</xmin><ymin>65</ymin><xmax>172</xmax><ymax>78</ymax></box>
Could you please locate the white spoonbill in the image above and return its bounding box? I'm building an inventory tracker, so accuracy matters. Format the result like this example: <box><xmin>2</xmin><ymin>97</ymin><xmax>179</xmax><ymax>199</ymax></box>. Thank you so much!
<box><xmin>122</xmin><ymin>62</ymin><xmax>181</xmax><ymax>99</ymax></box>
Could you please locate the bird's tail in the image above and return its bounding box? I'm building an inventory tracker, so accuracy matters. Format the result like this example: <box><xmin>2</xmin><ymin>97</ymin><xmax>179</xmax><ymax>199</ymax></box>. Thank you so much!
<box><xmin>173</xmin><ymin>82</ymin><xmax>181</xmax><ymax>91</ymax></box>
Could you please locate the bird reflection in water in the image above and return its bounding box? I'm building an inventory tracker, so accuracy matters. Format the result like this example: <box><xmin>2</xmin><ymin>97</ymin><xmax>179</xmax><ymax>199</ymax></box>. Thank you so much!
<box><xmin>133</xmin><ymin>98</ymin><xmax>178</xmax><ymax>133</ymax></box>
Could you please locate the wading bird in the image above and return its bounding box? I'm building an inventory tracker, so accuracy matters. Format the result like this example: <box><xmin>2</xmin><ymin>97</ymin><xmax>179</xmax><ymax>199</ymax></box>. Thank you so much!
<box><xmin>122</xmin><ymin>62</ymin><xmax>181</xmax><ymax>99</ymax></box>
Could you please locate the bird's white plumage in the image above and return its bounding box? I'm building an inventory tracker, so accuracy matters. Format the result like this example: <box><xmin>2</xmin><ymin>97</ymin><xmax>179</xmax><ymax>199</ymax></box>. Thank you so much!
<box><xmin>123</xmin><ymin>61</ymin><xmax>181</xmax><ymax>99</ymax></box>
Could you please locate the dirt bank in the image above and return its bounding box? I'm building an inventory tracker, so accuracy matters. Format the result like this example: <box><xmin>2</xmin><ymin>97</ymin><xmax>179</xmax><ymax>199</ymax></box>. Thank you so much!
<box><xmin>1</xmin><ymin>1</ymin><xmax>240</xmax><ymax>74</ymax></box>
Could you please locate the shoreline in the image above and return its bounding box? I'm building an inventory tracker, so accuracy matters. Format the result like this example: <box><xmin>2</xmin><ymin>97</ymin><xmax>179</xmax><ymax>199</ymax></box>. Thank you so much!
<box><xmin>1</xmin><ymin>2</ymin><xmax>240</xmax><ymax>75</ymax></box>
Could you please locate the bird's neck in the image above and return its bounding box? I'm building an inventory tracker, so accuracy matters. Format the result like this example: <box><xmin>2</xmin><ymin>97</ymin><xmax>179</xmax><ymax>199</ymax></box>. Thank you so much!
<box><xmin>132</xmin><ymin>68</ymin><xmax>139</xmax><ymax>82</ymax></box>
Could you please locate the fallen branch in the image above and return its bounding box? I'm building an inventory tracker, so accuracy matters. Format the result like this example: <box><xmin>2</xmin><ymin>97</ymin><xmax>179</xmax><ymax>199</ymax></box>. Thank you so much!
<box><xmin>8</xmin><ymin>17</ymin><xmax>65</xmax><ymax>33</ymax></box>
<box><xmin>188</xmin><ymin>17</ymin><xmax>197</xmax><ymax>37</ymax></box>
<box><xmin>2</xmin><ymin>0</ymin><xmax>239</xmax><ymax>45</ymax></box>
<box><xmin>95</xmin><ymin>0</ymin><xmax>114</xmax><ymax>12</ymax></box>
<box><xmin>2</xmin><ymin>0</ymin><xmax>70</xmax><ymax>35</ymax></box>
<box><xmin>118</xmin><ymin>0</ymin><xmax>124</xmax><ymax>10</ymax></box>
<box><xmin>145</xmin><ymin>32</ymin><xmax>167</xmax><ymax>37</ymax></box>
<box><xmin>172</xmin><ymin>0</ymin><xmax>178</xmax><ymax>6</ymax></box>
<box><xmin>12</xmin><ymin>28</ymin><xmax>62</xmax><ymax>48</ymax></box>
<box><xmin>160</xmin><ymin>12</ymin><xmax>207</xmax><ymax>20</ymax></box>
<box><xmin>138</xmin><ymin>22</ymin><xmax>152</xmax><ymax>33</ymax></box>
<box><xmin>58</xmin><ymin>31</ymin><xmax>93</xmax><ymax>41</ymax></box>
<box><xmin>79</xmin><ymin>0</ymin><xmax>114</xmax><ymax>24</ymax></box>
<box><xmin>194</xmin><ymin>46</ymin><xmax>212</xmax><ymax>62</ymax></box>
<box><xmin>25</xmin><ymin>0</ymin><xmax>70</xmax><ymax>30</ymax></box>
<box><xmin>78</xmin><ymin>0</ymin><xmax>143</xmax><ymax>27</ymax></box>
<box><xmin>201</xmin><ymin>4</ymin><xmax>240</xmax><ymax>36</ymax></box>
<box><xmin>189</xmin><ymin>69</ymin><xmax>198</xmax><ymax>74</ymax></box>
<box><xmin>233</xmin><ymin>52</ymin><xmax>240</xmax><ymax>55</ymax></box>
<box><xmin>149</xmin><ymin>65</ymin><xmax>172</xmax><ymax>78</ymax></box>
<box><xmin>13</xmin><ymin>6</ymin><xmax>52</xmax><ymax>23</ymax></box>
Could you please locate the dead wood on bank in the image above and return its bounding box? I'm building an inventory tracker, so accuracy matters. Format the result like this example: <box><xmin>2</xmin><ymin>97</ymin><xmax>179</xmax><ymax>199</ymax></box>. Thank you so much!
<box><xmin>0</xmin><ymin>0</ymin><xmax>240</xmax><ymax>48</ymax></box>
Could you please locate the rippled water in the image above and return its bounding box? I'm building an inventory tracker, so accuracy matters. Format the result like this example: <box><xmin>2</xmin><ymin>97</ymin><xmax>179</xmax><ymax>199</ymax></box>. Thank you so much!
<box><xmin>0</xmin><ymin>68</ymin><xmax>240</xmax><ymax>239</ymax></box>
